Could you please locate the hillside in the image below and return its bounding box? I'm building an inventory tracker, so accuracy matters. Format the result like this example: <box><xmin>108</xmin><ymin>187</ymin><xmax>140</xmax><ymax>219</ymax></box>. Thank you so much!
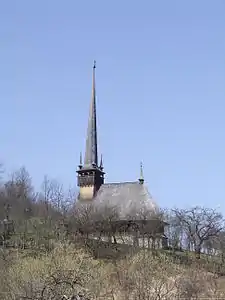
<box><xmin>1</xmin><ymin>241</ymin><xmax>225</xmax><ymax>300</ymax></box>
<box><xmin>1</xmin><ymin>167</ymin><xmax>225</xmax><ymax>299</ymax></box>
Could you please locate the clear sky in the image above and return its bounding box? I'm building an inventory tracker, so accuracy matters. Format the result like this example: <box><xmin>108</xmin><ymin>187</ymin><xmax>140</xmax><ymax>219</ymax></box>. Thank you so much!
<box><xmin>0</xmin><ymin>1</ymin><xmax>225</xmax><ymax>210</ymax></box>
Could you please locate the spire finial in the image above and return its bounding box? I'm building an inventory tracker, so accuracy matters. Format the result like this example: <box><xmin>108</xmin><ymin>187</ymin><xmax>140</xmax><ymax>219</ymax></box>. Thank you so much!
<box><xmin>139</xmin><ymin>162</ymin><xmax>144</xmax><ymax>184</ymax></box>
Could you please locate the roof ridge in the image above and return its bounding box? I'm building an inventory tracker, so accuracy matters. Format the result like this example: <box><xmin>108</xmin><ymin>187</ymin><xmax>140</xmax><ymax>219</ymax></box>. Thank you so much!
<box><xmin>103</xmin><ymin>181</ymin><xmax>139</xmax><ymax>185</ymax></box>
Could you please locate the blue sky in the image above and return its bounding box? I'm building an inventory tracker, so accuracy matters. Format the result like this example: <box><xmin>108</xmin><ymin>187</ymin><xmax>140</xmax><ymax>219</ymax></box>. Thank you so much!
<box><xmin>0</xmin><ymin>1</ymin><xmax>225</xmax><ymax>210</ymax></box>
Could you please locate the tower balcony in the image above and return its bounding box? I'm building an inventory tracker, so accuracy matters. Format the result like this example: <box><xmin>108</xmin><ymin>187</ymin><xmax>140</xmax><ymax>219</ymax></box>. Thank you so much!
<box><xmin>77</xmin><ymin>169</ymin><xmax>104</xmax><ymax>187</ymax></box>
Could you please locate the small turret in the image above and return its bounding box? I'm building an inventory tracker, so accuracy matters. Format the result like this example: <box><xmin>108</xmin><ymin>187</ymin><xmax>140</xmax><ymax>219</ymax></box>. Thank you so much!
<box><xmin>138</xmin><ymin>162</ymin><xmax>144</xmax><ymax>184</ymax></box>
<box><xmin>99</xmin><ymin>154</ymin><xmax>104</xmax><ymax>170</ymax></box>
<box><xmin>78</xmin><ymin>152</ymin><xmax>83</xmax><ymax>169</ymax></box>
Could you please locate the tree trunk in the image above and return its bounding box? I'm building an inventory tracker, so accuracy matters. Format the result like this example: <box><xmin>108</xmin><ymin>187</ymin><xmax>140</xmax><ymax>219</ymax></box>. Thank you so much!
<box><xmin>195</xmin><ymin>245</ymin><xmax>201</xmax><ymax>259</ymax></box>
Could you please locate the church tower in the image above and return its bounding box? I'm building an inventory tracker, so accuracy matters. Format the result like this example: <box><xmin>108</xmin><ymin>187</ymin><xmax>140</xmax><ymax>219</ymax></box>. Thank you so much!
<box><xmin>77</xmin><ymin>61</ymin><xmax>104</xmax><ymax>200</ymax></box>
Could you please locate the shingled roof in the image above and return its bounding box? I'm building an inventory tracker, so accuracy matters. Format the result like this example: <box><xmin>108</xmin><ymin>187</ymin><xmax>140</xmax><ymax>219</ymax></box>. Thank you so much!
<box><xmin>78</xmin><ymin>181</ymin><xmax>158</xmax><ymax>220</ymax></box>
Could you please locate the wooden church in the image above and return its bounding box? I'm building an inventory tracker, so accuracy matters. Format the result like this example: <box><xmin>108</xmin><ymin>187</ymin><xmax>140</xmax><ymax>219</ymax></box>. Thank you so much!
<box><xmin>75</xmin><ymin>62</ymin><xmax>167</xmax><ymax>249</ymax></box>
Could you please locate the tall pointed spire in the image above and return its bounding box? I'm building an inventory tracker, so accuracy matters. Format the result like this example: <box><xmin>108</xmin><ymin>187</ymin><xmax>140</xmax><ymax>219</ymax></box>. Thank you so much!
<box><xmin>77</xmin><ymin>61</ymin><xmax>104</xmax><ymax>200</ymax></box>
<box><xmin>84</xmin><ymin>60</ymin><xmax>98</xmax><ymax>168</ymax></box>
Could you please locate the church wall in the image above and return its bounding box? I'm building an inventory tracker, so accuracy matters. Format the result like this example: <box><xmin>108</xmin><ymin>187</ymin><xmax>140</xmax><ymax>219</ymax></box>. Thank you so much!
<box><xmin>114</xmin><ymin>234</ymin><xmax>134</xmax><ymax>245</ymax></box>
<box><xmin>89</xmin><ymin>233</ymin><xmax>165</xmax><ymax>249</ymax></box>
<box><xmin>138</xmin><ymin>237</ymin><xmax>163</xmax><ymax>249</ymax></box>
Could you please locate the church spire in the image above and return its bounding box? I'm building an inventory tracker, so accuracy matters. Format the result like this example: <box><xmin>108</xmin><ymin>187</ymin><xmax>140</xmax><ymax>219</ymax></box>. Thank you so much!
<box><xmin>77</xmin><ymin>62</ymin><xmax>104</xmax><ymax>201</ymax></box>
<box><xmin>84</xmin><ymin>60</ymin><xmax>98</xmax><ymax>168</ymax></box>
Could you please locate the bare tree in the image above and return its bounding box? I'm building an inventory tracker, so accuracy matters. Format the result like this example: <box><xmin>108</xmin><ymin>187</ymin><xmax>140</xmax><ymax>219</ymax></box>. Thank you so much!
<box><xmin>172</xmin><ymin>206</ymin><xmax>224</xmax><ymax>259</ymax></box>
<box><xmin>2</xmin><ymin>167</ymin><xmax>37</xmax><ymax>220</ymax></box>
<box><xmin>166</xmin><ymin>219</ymin><xmax>183</xmax><ymax>251</ymax></box>
<box><xmin>63</xmin><ymin>187</ymin><xmax>77</xmax><ymax>215</ymax></box>
<box><xmin>204</xmin><ymin>232</ymin><xmax>225</xmax><ymax>264</ymax></box>
<box><xmin>0</xmin><ymin>167</ymin><xmax>38</xmax><ymax>248</ymax></box>
<box><xmin>216</xmin><ymin>232</ymin><xmax>225</xmax><ymax>264</ymax></box>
